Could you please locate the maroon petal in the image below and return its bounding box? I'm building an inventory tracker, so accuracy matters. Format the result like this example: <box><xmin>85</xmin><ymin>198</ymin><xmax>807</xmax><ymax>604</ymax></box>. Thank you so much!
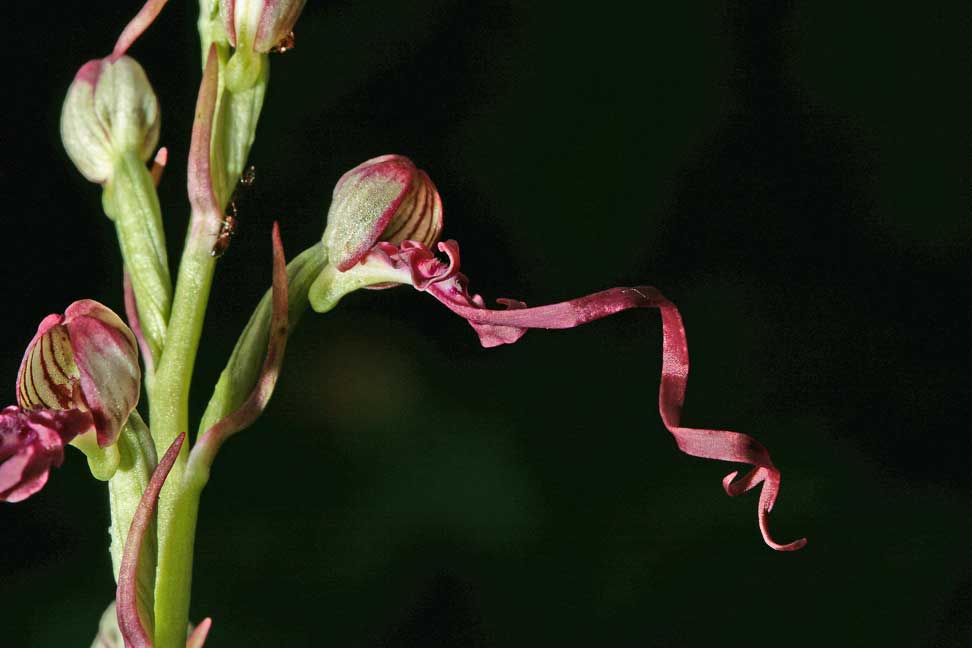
<box><xmin>188</xmin><ymin>223</ymin><xmax>289</xmax><ymax>475</ymax></box>
<box><xmin>0</xmin><ymin>406</ymin><xmax>94</xmax><ymax>502</ymax></box>
<box><xmin>112</xmin><ymin>0</ymin><xmax>170</xmax><ymax>61</ymax></box>
<box><xmin>117</xmin><ymin>432</ymin><xmax>185</xmax><ymax>647</ymax></box>
<box><xmin>356</xmin><ymin>240</ymin><xmax>807</xmax><ymax>551</ymax></box>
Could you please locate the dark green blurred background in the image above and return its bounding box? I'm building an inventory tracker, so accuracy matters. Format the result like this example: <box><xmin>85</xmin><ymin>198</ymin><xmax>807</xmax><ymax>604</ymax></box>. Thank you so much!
<box><xmin>2</xmin><ymin>1</ymin><xmax>970</xmax><ymax>645</ymax></box>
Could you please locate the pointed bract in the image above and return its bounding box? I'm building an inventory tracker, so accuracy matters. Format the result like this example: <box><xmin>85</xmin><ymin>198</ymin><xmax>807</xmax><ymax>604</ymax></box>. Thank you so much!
<box><xmin>188</xmin><ymin>223</ymin><xmax>289</xmax><ymax>481</ymax></box>
<box><xmin>117</xmin><ymin>433</ymin><xmax>185</xmax><ymax>648</ymax></box>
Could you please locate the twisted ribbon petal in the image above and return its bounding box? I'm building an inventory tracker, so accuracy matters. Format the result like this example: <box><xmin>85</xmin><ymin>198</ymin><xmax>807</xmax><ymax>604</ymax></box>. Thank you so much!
<box><xmin>348</xmin><ymin>240</ymin><xmax>807</xmax><ymax>551</ymax></box>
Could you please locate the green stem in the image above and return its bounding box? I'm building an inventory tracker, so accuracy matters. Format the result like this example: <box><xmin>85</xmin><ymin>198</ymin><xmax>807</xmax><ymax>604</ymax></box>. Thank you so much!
<box><xmin>148</xmin><ymin>28</ymin><xmax>270</xmax><ymax>646</ymax></box>
<box><xmin>150</xmin><ymin>215</ymin><xmax>219</xmax><ymax>648</ymax></box>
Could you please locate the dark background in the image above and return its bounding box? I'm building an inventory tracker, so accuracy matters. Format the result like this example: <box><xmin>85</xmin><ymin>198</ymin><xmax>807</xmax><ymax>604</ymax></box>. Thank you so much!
<box><xmin>2</xmin><ymin>1</ymin><xmax>970</xmax><ymax>645</ymax></box>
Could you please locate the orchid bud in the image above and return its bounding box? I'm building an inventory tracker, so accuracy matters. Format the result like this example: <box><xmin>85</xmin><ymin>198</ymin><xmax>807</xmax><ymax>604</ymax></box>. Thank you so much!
<box><xmin>17</xmin><ymin>300</ymin><xmax>140</xmax><ymax>449</ymax></box>
<box><xmin>322</xmin><ymin>155</ymin><xmax>444</xmax><ymax>271</ymax></box>
<box><xmin>220</xmin><ymin>0</ymin><xmax>307</xmax><ymax>90</ymax></box>
<box><xmin>60</xmin><ymin>56</ymin><xmax>160</xmax><ymax>184</ymax></box>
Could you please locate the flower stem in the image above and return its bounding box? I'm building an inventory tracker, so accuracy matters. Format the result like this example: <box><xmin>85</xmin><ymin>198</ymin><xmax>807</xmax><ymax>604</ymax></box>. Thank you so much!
<box><xmin>150</xmin><ymin>208</ymin><xmax>220</xmax><ymax>648</ymax></box>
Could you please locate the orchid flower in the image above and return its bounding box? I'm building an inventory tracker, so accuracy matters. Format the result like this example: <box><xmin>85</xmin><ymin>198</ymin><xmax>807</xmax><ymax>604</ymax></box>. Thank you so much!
<box><xmin>7</xmin><ymin>300</ymin><xmax>141</xmax><ymax>482</ymax></box>
<box><xmin>310</xmin><ymin>154</ymin><xmax>807</xmax><ymax>551</ymax></box>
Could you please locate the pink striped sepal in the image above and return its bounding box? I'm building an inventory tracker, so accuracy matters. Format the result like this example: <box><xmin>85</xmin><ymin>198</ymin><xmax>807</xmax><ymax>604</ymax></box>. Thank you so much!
<box><xmin>322</xmin><ymin>155</ymin><xmax>443</xmax><ymax>271</ymax></box>
<box><xmin>17</xmin><ymin>300</ymin><xmax>140</xmax><ymax>449</ymax></box>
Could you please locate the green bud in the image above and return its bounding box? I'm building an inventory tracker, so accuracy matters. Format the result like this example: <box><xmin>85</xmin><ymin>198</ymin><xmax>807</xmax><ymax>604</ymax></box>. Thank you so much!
<box><xmin>60</xmin><ymin>56</ymin><xmax>160</xmax><ymax>184</ymax></box>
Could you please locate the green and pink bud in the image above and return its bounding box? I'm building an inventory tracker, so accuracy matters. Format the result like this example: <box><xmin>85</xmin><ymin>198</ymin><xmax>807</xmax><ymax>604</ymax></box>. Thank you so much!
<box><xmin>220</xmin><ymin>0</ymin><xmax>307</xmax><ymax>90</ymax></box>
<box><xmin>17</xmin><ymin>300</ymin><xmax>141</xmax><ymax>449</ymax></box>
<box><xmin>60</xmin><ymin>56</ymin><xmax>160</xmax><ymax>184</ymax></box>
<box><xmin>322</xmin><ymin>155</ymin><xmax>443</xmax><ymax>271</ymax></box>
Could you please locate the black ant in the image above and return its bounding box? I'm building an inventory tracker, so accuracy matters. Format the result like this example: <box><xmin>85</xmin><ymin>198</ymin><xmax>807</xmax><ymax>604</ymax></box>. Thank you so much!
<box><xmin>212</xmin><ymin>166</ymin><xmax>256</xmax><ymax>258</ymax></box>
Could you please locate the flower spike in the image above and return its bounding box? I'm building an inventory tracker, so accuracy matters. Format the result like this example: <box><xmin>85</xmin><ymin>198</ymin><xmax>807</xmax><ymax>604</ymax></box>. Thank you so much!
<box><xmin>117</xmin><ymin>432</ymin><xmax>185</xmax><ymax>648</ymax></box>
<box><xmin>312</xmin><ymin>239</ymin><xmax>806</xmax><ymax>551</ymax></box>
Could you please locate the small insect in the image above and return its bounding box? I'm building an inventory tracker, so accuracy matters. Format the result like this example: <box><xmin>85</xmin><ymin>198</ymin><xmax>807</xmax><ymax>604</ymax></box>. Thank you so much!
<box><xmin>212</xmin><ymin>166</ymin><xmax>256</xmax><ymax>258</ymax></box>
<box><xmin>270</xmin><ymin>31</ymin><xmax>295</xmax><ymax>54</ymax></box>
<box><xmin>212</xmin><ymin>214</ymin><xmax>237</xmax><ymax>258</ymax></box>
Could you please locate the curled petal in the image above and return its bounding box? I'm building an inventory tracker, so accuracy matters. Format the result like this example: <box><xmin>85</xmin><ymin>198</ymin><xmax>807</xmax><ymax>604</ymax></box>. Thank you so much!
<box><xmin>117</xmin><ymin>432</ymin><xmax>185</xmax><ymax>648</ymax></box>
<box><xmin>0</xmin><ymin>406</ymin><xmax>93</xmax><ymax>502</ymax></box>
<box><xmin>346</xmin><ymin>240</ymin><xmax>807</xmax><ymax>551</ymax></box>
<box><xmin>188</xmin><ymin>223</ymin><xmax>289</xmax><ymax>477</ymax></box>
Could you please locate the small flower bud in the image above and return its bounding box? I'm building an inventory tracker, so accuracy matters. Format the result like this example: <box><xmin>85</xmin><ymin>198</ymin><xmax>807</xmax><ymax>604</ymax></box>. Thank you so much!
<box><xmin>220</xmin><ymin>0</ymin><xmax>306</xmax><ymax>90</ymax></box>
<box><xmin>322</xmin><ymin>155</ymin><xmax>444</xmax><ymax>271</ymax></box>
<box><xmin>17</xmin><ymin>300</ymin><xmax>140</xmax><ymax>448</ymax></box>
<box><xmin>220</xmin><ymin>0</ymin><xmax>307</xmax><ymax>54</ymax></box>
<box><xmin>60</xmin><ymin>56</ymin><xmax>160</xmax><ymax>184</ymax></box>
